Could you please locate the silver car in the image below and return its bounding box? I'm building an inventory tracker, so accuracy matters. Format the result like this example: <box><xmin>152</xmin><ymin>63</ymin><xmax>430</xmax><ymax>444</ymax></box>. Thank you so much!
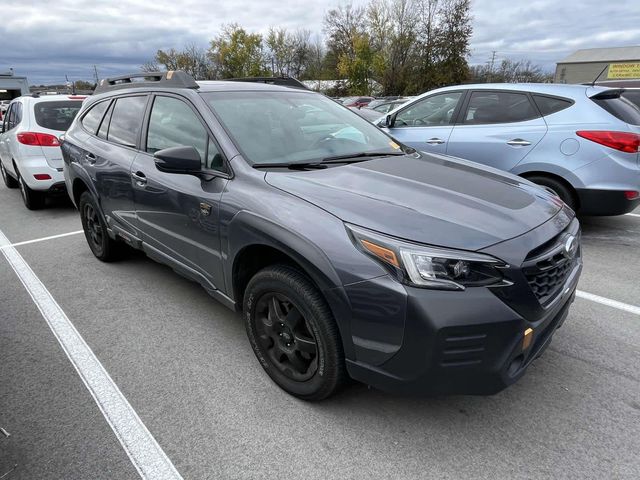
<box><xmin>379</xmin><ymin>84</ymin><xmax>640</xmax><ymax>215</ymax></box>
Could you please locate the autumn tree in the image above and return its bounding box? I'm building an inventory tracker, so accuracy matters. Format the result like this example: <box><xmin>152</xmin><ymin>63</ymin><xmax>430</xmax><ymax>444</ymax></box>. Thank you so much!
<box><xmin>142</xmin><ymin>43</ymin><xmax>211</xmax><ymax>79</ymax></box>
<box><xmin>208</xmin><ymin>24</ymin><xmax>266</xmax><ymax>78</ymax></box>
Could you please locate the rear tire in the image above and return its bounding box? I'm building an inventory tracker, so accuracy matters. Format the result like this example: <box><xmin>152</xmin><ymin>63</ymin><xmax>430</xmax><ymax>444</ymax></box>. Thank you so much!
<box><xmin>18</xmin><ymin>173</ymin><xmax>45</xmax><ymax>210</ymax></box>
<box><xmin>79</xmin><ymin>191</ymin><xmax>123</xmax><ymax>262</ymax></box>
<box><xmin>528</xmin><ymin>176</ymin><xmax>577</xmax><ymax>211</ymax></box>
<box><xmin>1</xmin><ymin>162</ymin><xmax>18</xmax><ymax>188</ymax></box>
<box><xmin>243</xmin><ymin>265</ymin><xmax>347</xmax><ymax>401</ymax></box>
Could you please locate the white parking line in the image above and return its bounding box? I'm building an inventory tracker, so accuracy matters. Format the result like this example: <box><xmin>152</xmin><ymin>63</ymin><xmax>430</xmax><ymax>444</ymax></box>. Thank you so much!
<box><xmin>576</xmin><ymin>290</ymin><xmax>640</xmax><ymax>316</ymax></box>
<box><xmin>625</xmin><ymin>213</ymin><xmax>640</xmax><ymax>218</ymax></box>
<box><xmin>0</xmin><ymin>230</ymin><xmax>83</xmax><ymax>250</ymax></box>
<box><xmin>0</xmin><ymin>228</ymin><xmax>183</xmax><ymax>480</ymax></box>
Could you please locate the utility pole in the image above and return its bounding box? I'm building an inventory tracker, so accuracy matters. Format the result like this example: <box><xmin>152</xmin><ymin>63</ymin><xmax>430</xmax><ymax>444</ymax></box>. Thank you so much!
<box><xmin>487</xmin><ymin>50</ymin><xmax>497</xmax><ymax>83</ymax></box>
<box><xmin>93</xmin><ymin>65</ymin><xmax>99</xmax><ymax>85</ymax></box>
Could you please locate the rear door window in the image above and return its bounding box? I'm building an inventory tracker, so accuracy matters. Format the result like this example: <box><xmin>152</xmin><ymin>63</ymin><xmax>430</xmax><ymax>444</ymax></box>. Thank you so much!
<box><xmin>464</xmin><ymin>91</ymin><xmax>539</xmax><ymax>124</ymax></box>
<box><xmin>34</xmin><ymin>101</ymin><xmax>82</xmax><ymax>131</ymax></box>
<box><xmin>592</xmin><ymin>93</ymin><xmax>640</xmax><ymax>126</ymax></box>
<box><xmin>107</xmin><ymin>96</ymin><xmax>148</xmax><ymax>148</ymax></box>
<box><xmin>532</xmin><ymin>95</ymin><xmax>573</xmax><ymax>116</ymax></box>
<box><xmin>81</xmin><ymin>101</ymin><xmax>109</xmax><ymax>134</ymax></box>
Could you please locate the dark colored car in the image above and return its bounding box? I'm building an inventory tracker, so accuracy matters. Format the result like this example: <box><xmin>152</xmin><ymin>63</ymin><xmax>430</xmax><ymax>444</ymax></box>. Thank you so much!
<box><xmin>61</xmin><ymin>71</ymin><xmax>582</xmax><ymax>401</ymax></box>
<box><xmin>342</xmin><ymin>96</ymin><xmax>374</xmax><ymax>108</ymax></box>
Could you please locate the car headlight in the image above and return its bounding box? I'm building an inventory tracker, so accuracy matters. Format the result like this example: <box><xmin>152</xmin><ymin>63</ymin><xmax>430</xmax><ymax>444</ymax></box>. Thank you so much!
<box><xmin>346</xmin><ymin>224</ymin><xmax>509</xmax><ymax>291</ymax></box>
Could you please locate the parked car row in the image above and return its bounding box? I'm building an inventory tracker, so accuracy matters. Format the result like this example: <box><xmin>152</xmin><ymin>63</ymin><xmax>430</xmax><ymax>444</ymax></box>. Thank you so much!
<box><xmin>2</xmin><ymin>71</ymin><xmax>638</xmax><ymax>401</ymax></box>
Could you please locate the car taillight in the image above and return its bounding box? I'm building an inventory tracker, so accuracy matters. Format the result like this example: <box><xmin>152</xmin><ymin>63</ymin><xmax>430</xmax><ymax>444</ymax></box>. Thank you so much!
<box><xmin>33</xmin><ymin>174</ymin><xmax>51</xmax><ymax>180</ymax></box>
<box><xmin>625</xmin><ymin>191</ymin><xmax>639</xmax><ymax>200</ymax></box>
<box><xmin>576</xmin><ymin>130</ymin><xmax>640</xmax><ymax>154</ymax></box>
<box><xmin>16</xmin><ymin>132</ymin><xmax>60</xmax><ymax>147</ymax></box>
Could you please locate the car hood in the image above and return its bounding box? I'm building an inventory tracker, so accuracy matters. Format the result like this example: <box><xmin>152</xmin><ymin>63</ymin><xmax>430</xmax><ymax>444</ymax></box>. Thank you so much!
<box><xmin>265</xmin><ymin>153</ymin><xmax>563</xmax><ymax>250</ymax></box>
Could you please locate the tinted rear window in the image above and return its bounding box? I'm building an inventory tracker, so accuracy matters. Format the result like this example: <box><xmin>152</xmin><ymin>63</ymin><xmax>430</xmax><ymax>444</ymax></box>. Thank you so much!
<box><xmin>592</xmin><ymin>92</ymin><xmax>640</xmax><ymax>125</ymax></box>
<box><xmin>621</xmin><ymin>90</ymin><xmax>640</xmax><ymax>110</ymax></box>
<box><xmin>35</xmin><ymin>101</ymin><xmax>82</xmax><ymax>131</ymax></box>
<box><xmin>464</xmin><ymin>91</ymin><xmax>539</xmax><ymax>124</ymax></box>
<box><xmin>532</xmin><ymin>95</ymin><xmax>573</xmax><ymax>116</ymax></box>
<box><xmin>107</xmin><ymin>96</ymin><xmax>147</xmax><ymax>147</ymax></box>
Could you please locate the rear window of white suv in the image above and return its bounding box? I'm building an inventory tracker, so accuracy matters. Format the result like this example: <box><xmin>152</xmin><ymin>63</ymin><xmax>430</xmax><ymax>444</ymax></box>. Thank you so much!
<box><xmin>34</xmin><ymin>101</ymin><xmax>83</xmax><ymax>131</ymax></box>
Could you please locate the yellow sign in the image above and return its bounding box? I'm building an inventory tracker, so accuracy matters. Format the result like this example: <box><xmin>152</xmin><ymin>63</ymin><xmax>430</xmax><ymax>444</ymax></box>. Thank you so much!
<box><xmin>607</xmin><ymin>63</ymin><xmax>640</xmax><ymax>79</ymax></box>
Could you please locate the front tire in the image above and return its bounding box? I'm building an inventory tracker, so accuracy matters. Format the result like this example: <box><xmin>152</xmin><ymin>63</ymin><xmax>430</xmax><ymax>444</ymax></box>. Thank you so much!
<box><xmin>1</xmin><ymin>162</ymin><xmax>19</xmax><ymax>188</ymax></box>
<box><xmin>79</xmin><ymin>191</ymin><xmax>123</xmax><ymax>262</ymax></box>
<box><xmin>18</xmin><ymin>173</ymin><xmax>45</xmax><ymax>210</ymax></box>
<box><xmin>243</xmin><ymin>265</ymin><xmax>347</xmax><ymax>401</ymax></box>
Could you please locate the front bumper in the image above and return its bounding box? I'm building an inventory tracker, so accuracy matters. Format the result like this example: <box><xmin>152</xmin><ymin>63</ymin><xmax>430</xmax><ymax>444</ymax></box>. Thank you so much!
<box><xmin>342</xmin><ymin>210</ymin><xmax>582</xmax><ymax>395</ymax></box>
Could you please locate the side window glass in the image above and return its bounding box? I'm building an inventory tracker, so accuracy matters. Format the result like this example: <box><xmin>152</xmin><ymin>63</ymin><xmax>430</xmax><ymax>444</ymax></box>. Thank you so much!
<box><xmin>532</xmin><ymin>95</ymin><xmax>573</xmax><ymax>116</ymax></box>
<box><xmin>206</xmin><ymin>137</ymin><xmax>224</xmax><ymax>170</ymax></box>
<box><xmin>395</xmin><ymin>92</ymin><xmax>462</xmax><ymax>127</ymax></box>
<box><xmin>14</xmin><ymin>103</ymin><xmax>22</xmax><ymax>125</ymax></box>
<box><xmin>464</xmin><ymin>91</ymin><xmax>539</xmax><ymax>124</ymax></box>
<box><xmin>107</xmin><ymin>96</ymin><xmax>147</xmax><ymax>148</ymax></box>
<box><xmin>81</xmin><ymin>101</ymin><xmax>109</xmax><ymax>135</ymax></box>
<box><xmin>97</xmin><ymin>101</ymin><xmax>114</xmax><ymax>140</ymax></box>
<box><xmin>4</xmin><ymin>104</ymin><xmax>14</xmax><ymax>130</ymax></box>
<box><xmin>146</xmin><ymin>96</ymin><xmax>207</xmax><ymax>166</ymax></box>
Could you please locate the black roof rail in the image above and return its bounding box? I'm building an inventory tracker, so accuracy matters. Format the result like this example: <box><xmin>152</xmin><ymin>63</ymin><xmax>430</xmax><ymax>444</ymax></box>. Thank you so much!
<box><xmin>93</xmin><ymin>70</ymin><xmax>199</xmax><ymax>94</ymax></box>
<box><xmin>227</xmin><ymin>76</ymin><xmax>309</xmax><ymax>90</ymax></box>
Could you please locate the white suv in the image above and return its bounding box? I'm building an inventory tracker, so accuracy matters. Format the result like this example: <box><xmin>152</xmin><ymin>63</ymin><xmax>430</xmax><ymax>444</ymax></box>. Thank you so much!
<box><xmin>0</xmin><ymin>94</ymin><xmax>85</xmax><ymax>209</ymax></box>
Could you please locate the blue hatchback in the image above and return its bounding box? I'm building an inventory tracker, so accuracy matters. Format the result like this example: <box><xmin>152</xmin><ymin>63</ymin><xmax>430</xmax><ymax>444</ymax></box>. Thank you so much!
<box><xmin>379</xmin><ymin>83</ymin><xmax>640</xmax><ymax>215</ymax></box>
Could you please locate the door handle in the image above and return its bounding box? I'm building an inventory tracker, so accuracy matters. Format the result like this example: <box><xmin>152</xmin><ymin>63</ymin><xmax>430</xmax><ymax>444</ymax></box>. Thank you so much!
<box><xmin>131</xmin><ymin>171</ymin><xmax>147</xmax><ymax>186</ymax></box>
<box><xmin>426</xmin><ymin>138</ymin><xmax>445</xmax><ymax>145</ymax></box>
<box><xmin>84</xmin><ymin>152</ymin><xmax>96</xmax><ymax>164</ymax></box>
<box><xmin>506</xmin><ymin>139</ymin><xmax>532</xmax><ymax>146</ymax></box>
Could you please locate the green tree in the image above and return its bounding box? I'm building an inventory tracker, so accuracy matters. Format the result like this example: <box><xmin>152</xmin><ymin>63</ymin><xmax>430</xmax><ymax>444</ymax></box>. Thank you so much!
<box><xmin>338</xmin><ymin>34</ymin><xmax>379</xmax><ymax>95</ymax></box>
<box><xmin>208</xmin><ymin>24</ymin><xmax>266</xmax><ymax>78</ymax></box>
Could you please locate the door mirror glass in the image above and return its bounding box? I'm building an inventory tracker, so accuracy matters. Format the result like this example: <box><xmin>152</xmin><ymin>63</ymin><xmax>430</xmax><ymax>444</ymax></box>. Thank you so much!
<box><xmin>154</xmin><ymin>146</ymin><xmax>202</xmax><ymax>173</ymax></box>
<box><xmin>378</xmin><ymin>114</ymin><xmax>393</xmax><ymax>128</ymax></box>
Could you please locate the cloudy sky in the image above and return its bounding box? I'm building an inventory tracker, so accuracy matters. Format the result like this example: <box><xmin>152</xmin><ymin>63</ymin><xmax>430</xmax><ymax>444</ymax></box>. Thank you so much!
<box><xmin>1</xmin><ymin>0</ymin><xmax>639</xmax><ymax>85</ymax></box>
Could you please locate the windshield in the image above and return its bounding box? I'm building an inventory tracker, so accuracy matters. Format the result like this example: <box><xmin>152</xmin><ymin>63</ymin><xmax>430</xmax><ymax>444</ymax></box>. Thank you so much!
<box><xmin>202</xmin><ymin>91</ymin><xmax>401</xmax><ymax>165</ymax></box>
<box><xmin>34</xmin><ymin>100</ymin><xmax>83</xmax><ymax>131</ymax></box>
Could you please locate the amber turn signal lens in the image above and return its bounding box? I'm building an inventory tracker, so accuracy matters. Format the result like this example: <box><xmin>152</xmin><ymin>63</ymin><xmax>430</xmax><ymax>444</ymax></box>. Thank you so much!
<box><xmin>523</xmin><ymin>327</ymin><xmax>534</xmax><ymax>351</ymax></box>
<box><xmin>360</xmin><ymin>239</ymin><xmax>400</xmax><ymax>268</ymax></box>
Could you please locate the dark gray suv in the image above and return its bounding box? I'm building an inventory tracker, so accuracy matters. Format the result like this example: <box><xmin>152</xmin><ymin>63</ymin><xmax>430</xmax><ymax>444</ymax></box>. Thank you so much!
<box><xmin>61</xmin><ymin>71</ymin><xmax>582</xmax><ymax>400</ymax></box>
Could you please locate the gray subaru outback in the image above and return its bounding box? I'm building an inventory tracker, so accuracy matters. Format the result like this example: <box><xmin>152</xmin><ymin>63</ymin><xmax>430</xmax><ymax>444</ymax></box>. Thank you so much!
<box><xmin>61</xmin><ymin>71</ymin><xmax>582</xmax><ymax>400</ymax></box>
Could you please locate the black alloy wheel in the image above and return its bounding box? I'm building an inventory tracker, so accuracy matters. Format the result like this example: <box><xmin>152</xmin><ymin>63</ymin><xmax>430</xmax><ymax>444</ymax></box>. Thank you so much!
<box><xmin>254</xmin><ymin>293</ymin><xmax>319</xmax><ymax>382</ymax></box>
<box><xmin>78</xmin><ymin>191</ymin><xmax>122</xmax><ymax>261</ymax></box>
<box><xmin>244</xmin><ymin>265</ymin><xmax>346</xmax><ymax>400</ymax></box>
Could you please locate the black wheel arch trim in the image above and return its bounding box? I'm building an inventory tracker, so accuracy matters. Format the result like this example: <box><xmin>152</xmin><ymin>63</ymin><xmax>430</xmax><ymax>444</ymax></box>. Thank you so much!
<box><xmin>226</xmin><ymin>210</ymin><xmax>356</xmax><ymax>359</ymax></box>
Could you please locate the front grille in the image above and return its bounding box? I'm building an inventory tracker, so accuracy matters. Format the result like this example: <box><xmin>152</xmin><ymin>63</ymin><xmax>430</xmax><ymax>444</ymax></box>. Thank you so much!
<box><xmin>523</xmin><ymin>230</ymin><xmax>580</xmax><ymax>306</ymax></box>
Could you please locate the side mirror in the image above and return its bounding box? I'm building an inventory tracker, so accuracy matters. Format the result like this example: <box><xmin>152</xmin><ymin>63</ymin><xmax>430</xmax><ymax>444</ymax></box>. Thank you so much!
<box><xmin>154</xmin><ymin>146</ymin><xmax>202</xmax><ymax>174</ymax></box>
<box><xmin>378</xmin><ymin>114</ymin><xmax>394</xmax><ymax>129</ymax></box>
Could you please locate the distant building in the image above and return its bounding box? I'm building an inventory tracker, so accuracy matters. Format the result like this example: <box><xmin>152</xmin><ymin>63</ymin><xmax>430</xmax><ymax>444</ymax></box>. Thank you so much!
<box><xmin>555</xmin><ymin>46</ymin><xmax>640</xmax><ymax>84</ymax></box>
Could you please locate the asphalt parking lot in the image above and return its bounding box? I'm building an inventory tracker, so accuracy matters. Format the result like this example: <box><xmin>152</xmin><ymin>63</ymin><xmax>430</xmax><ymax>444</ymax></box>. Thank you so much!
<box><xmin>1</xmin><ymin>185</ymin><xmax>639</xmax><ymax>480</ymax></box>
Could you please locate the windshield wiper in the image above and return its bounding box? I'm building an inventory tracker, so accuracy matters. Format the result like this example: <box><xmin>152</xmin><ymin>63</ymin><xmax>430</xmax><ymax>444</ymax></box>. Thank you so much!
<box><xmin>252</xmin><ymin>151</ymin><xmax>407</xmax><ymax>170</ymax></box>
<box><xmin>320</xmin><ymin>151</ymin><xmax>406</xmax><ymax>163</ymax></box>
<box><xmin>252</xmin><ymin>162</ymin><xmax>328</xmax><ymax>170</ymax></box>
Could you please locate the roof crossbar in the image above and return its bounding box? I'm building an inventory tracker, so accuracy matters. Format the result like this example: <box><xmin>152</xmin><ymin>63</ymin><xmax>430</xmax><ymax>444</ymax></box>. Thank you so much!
<box><xmin>93</xmin><ymin>71</ymin><xmax>199</xmax><ymax>94</ymax></box>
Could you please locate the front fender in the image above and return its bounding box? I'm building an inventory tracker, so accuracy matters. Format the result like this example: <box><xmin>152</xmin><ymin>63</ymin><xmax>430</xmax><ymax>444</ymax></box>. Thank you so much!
<box><xmin>225</xmin><ymin>210</ymin><xmax>357</xmax><ymax>359</ymax></box>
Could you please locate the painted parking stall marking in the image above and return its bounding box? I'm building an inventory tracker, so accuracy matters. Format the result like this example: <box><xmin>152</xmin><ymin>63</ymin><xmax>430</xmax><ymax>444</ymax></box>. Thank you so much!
<box><xmin>576</xmin><ymin>290</ymin><xmax>640</xmax><ymax>316</ymax></box>
<box><xmin>0</xmin><ymin>230</ymin><xmax>83</xmax><ymax>250</ymax></box>
<box><xmin>0</xmin><ymin>228</ymin><xmax>183</xmax><ymax>480</ymax></box>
